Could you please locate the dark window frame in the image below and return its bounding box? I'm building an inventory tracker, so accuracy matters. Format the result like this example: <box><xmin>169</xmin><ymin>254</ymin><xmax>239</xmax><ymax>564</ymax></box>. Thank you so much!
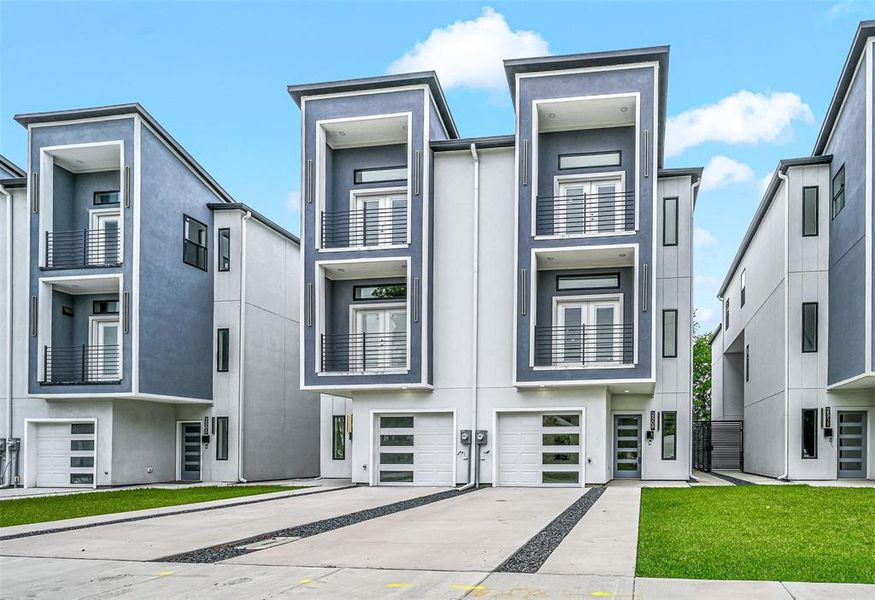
<box><xmin>802</xmin><ymin>302</ymin><xmax>818</xmax><ymax>353</ymax></box>
<box><xmin>801</xmin><ymin>409</ymin><xmax>818</xmax><ymax>459</ymax></box>
<box><xmin>216</xmin><ymin>328</ymin><xmax>230</xmax><ymax>372</ymax></box>
<box><xmin>218</xmin><ymin>228</ymin><xmax>231</xmax><ymax>272</ymax></box>
<box><xmin>556</xmin><ymin>273</ymin><xmax>620</xmax><ymax>291</ymax></box>
<box><xmin>216</xmin><ymin>417</ymin><xmax>229</xmax><ymax>461</ymax></box>
<box><xmin>353</xmin><ymin>283</ymin><xmax>407</xmax><ymax>301</ymax></box>
<box><xmin>353</xmin><ymin>165</ymin><xmax>408</xmax><ymax>185</ymax></box>
<box><xmin>93</xmin><ymin>190</ymin><xmax>120</xmax><ymax>206</ymax></box>
<box><xmin>745</xmin><ymin>344</ymin><xmax>750</xmax><ymax>382</ymax></box>
<box><xmin>332</xmin><ymin>415</ymin><xmax>346</xmax><ymax>460</ymax></box>
<box><xmin>831</xmin><ymin>165</ymin><xmax>845</xmax><ymax>219</ymax></box>
<box><xmin>662</xmin><ymin>411</ymin><xmax>677</xmax><ymax>460</ymax></box>
<box><xmin>802</xmin><ymin>186</ymin><xmax>819</xmax><ymax>237</ymax></box>
<box><xmin>725</xmin><ymin>298</ymin><xmax>730</xmax><ymax>329</ymax></box>
<box><xmin>663</xmin><ymin>196</ymin><xmax>678</xmax><ymax>247</ymax></box>
<box><xmin>183</xmin><ymin>215</ymin><xmax>208</xmax><ymax>271</ymax></box>
<box><xmin>740</xmin><ymin>269</ymin><xmax>747</xmax><ymax>307</ymax></box>
<box><xmin>92</xmin><ymin>300</ymin><xmax>119</xmax><ymax>315</ymax></box>
<box><xmin>557</xmin><ymin>150</ymin><xmax>622</xmax><ymax>171</ymax></box>
<box><xmin>662</xmin><ymin>309</ymin><xmax>678</xmax><ymax>358</ymax></box>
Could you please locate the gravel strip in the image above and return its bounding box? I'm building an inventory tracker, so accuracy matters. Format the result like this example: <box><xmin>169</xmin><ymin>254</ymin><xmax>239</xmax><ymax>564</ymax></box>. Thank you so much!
<box><xmin>0</xmin><ymin>485</ymin><xmax>355</xmax><ymax>542</ymax></box>
<box><xmin>494</xmin><ymin>486</ymin><xmax>606</xmax><ymax>574</ymax></box>
<box><xmin>158</xmin><ymin>486</ymin><xmax>480</xmax><ymax>564</ymax></box>
<box><xmin>709</xmin><ymin>472</ymin><xmax>756</xmax><ymax>486</ymax></box>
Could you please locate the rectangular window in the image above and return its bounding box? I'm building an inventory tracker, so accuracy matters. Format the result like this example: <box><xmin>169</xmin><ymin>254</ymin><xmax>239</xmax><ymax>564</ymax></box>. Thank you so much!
<box><xmin>71</xmin><ymin>423</ymin><xmax>95</xmax><ymax>435</ymax></box>
<box><xmin>216</xmin><ymin>328</ymin><xmax>229</xmax><ymax>372</ymax></box>
<box><xmin>831</xmin><ymin>165</ymin><xmax>845</xmax><ymax>218</ymax></box>
<box><xmin>542</xmin><ymin>452</ymin><xmax>579</xmax><ymax>464</ymax></box>
<box><xmin>92</xmin><ymin>300</ymin><xmax>119</xmax><ymax>315</ymax></box>
<box><xmin>183</xmin><ymin>215</ymin><xmax>208</xmax><ymax>271</ymax></box>
<box><xmin>542</xmin><ymin>414</ymin><xmax>580</xmax><ymax>427</ymax></box>
<box><xmin>332</xmin><ymin>415</ymin><xmax>345</xmax><ymax>460</ymax></box>
<box><xmin>380</xmin><ymin>416</ymin><xmax>414</xmax><ymax>428</ymax></box>
<box><xmin>556</xmin><ymin>273</ymin><xmax>619</xmax><ymax>291</ymax></box>
<box><xmin>542</xmin><ymin>433</ymin><xmax>579</xmax><ymax>446</ymax></box>
<box><xmin>216</xmin><ymin>417</ymin><xmax>229</xmax><ymax>460</ymax></box>
<box><xmin>558</xmin><ymin>151</ymin><xmax>621</xmax><ymax>170</ymax></box>
<box><xmin>379</xmin><ymin>452</ymin><xmax>413</xmax><ymax>464</ymax></box>
<box><xmin>740</xmin><ymin>270</ymin><xmax>746</xmax><ymax>307</ymax></box>
<box><xmin>93</xmin><ymin>191</ymin><xmax>119</xmax><ymax>206</ymax></box>
<box><xmin>380</xmin><ymin>434</ymin><xmax>414</xmax><ymax>446</ymax></box>
<box><xmin>218</xmin><ymin>228</ymin><xmax>230</xmax><ymax>272</ymax></box>
<box><xmin>662</xmin><ymin>412</ymin><xmax>677</xmax><ymax>460</ymax></box>
<box><xmin>663</xmin><ymin>197</ymin><xmax>678</xmax><ymax>246</ymax></box>
<box><xmin>70</xmin><ymin>456</ymin><xmax>94</xmax><ymax>468</ymax></box>
<box><xmin>662</xmin><ymin>309</ymin><xmax>678</xmax><ymax>358</ymax></box>
<box><xmin>70</xmin><ymin>473</ymin><xmax>94</xmax><ymax>485</ymax></box>
<box><xmin>725</xmin><ymin>298</ymin><xmax>730</xmax><ymax>329</ymax></box>
<box><xmin>802</xmin><ymin>409</ymin><xmax>818</xmax><ymax>459</ymax></box>
<box><xmin>802</xmin><ymin>302</ymin><xmax>818</xmax><ymax>353</ymax></box>
<box><xmin>354</xmin><ymin>166</ymin><xmax>407</xmax><ymax>184</ymax></box>
<box><xmin>379</xmin><ymin>471</ymin><xmax>414</xmax><ymax>482</ymax></box>
<box><xmin>542</xmin><ymin>471</ymin><xmax>579</xmax><ymax>484</ymax></box>
<box><xmin>745</xmin><ymin>344</ymin><xmax>750</xmax><ymax>383</ymax></box>
<box><xmin>802</xmin><ymin>186</ymin><xmax>819</xmax><ymax>236</ymax></box>
<box><xmin>71</xmin><ymin>440</ymin><xmax>94</xmax><ymax>451</ymax></box>
<box><xmin>353</xmin><ymin>284</ymin><xmax>407</xmax><ymax>301</ymax></box>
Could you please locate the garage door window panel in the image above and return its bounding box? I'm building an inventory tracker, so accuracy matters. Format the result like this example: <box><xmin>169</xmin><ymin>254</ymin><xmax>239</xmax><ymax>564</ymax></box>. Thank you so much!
<box><xmin>542</xmin><ymin>452</ymin><xmax>579</xmax><ymax>464</ymax></box>
<box><xmin>380</xmin><ymin>471</ymin><xmax>414</xmax><ymax>483</ymax></box>
<box><xmin>380</xmin><ymin>416</ymin><xmax>414</xmax><ymax>428</ymax></box>
<box><xmin>542</xmin><ymin>414</ymin><xmax>580</xmax><ymax>427</ymax></box>
<box><xmin>543</xmin><ymin>433</ymin><xmax>579</xmax><ymax>446</ymax></box>
<box><xmin>542</xmin><ymin>471</ymin><xmax>579</xmax><ymax>484</ymax></box>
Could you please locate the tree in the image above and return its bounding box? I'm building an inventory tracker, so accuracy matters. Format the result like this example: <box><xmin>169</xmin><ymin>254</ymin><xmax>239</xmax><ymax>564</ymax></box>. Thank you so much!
<box><xmin>692</xmin><ymin>333</ymin><xmax>712</xmax><ymax>422</ymax></box>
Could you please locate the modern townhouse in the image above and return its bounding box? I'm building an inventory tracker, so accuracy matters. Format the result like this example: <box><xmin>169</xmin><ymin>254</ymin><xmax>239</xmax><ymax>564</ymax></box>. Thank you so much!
<box><xmin>0</xmin><ymin>104</ymin><xmax>319</xmax><ymax>488</ymax></box>
<box><xmin>291</xmin><ymin>46</ymin><xmax>700</xmax><ymax>487</ymax></box>
<box><xmin>711</xmin><ymin>21</ymin><xmax>875</xmax><ymax>481</ymax></box>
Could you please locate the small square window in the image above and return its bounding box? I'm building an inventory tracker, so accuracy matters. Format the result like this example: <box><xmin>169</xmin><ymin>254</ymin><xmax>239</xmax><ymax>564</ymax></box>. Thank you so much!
<box><xmin>218</xmin><ymin>228</ymin><xmax>230</xmax><ymax>272</ymax></box>
<box><xmin>183</xmin><ymin>215</ymin><xmax>208</xmax><ymax>271</ymax></box>
<box><xmin>216</xmin><ymin>417</ymin><xmax>229</xmax><ymax>461</ymax></box>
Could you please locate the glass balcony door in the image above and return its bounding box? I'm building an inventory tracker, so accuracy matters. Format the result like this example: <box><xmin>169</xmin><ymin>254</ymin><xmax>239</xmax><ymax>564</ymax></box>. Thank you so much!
<box><xmin>555</xmin><ymin>178</ymin><xmax>622</xmax><ymax>235</ymax></box>
<box><xmin>354</xmin><ymin>192</ymin><xmax>406</xmax><ymax>248</ymax></box>
<box><xmin>353</xmin><ymin>306</ymin><xmax>406</xmax><ymax>371</ymax></box>
<box><xmin>556</xmin><ymin>299</ymin><xmax>622</xmax><ymax>365</ymax></box>
<box><xmin>88</xmin><ymin>210</ymin><xmax>121</xmax><ymax>266</ymax></box>
<box><xmin>89</xmin><ymin>316</ymin><xmax>120</xmax><ymax>381</ymax></box>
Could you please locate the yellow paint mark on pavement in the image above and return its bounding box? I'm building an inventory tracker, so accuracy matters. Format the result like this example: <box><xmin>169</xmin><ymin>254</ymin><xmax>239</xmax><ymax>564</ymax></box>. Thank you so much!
<box><xmin>592</xmin><ymin>593</ymin><xmax>613</xmax><ymax>597</ymax></box>
<box><xmin>298</xmin><ymin>578</ymin><xmax>315</xmax><ymax>584</ymax></box>
<box><xmin>449</xmin><ymin>584</ymin><xmax>487</xmax><ymax>591</ymax></box>
<box><xmin>386</xmin><ymin>583</ymin><xmax>414</xmax><ymax>589</ymax></box>
<box><xmin>158</xmin><ymin>571</ymin><xmax>175</xmax><ymax>577</ymax></box>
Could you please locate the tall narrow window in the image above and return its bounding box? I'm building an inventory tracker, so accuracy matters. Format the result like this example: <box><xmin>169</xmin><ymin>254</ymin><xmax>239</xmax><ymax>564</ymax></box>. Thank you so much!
<box><xmin>662</xmin><ymin>411</ymin><xmax>677</xmax><ymax>460</ymax></box>
<box><xmin>662</xmin><ymin>309</ymin><xmax>678</xmax><ymax>358</ymax></box>
<box><xmin>218</xmin><ymin>228</ymin><xmax>230</xmax><ymax>271</ymax></box>
<box><xmin>663</xmin><ymin>197</ymin><xmax>678</xmax><ymax>246</ymax></box>
<box><xmin>802</xmin><ymin>186</ymin><xmax>819</xmax><ymax>236</ymax></box>
<box><xmin>802</xmin><ymin>302</ymin><xmax>818</xmax><ymax>352</ymax></box>
<box><xmin>831</xmin><ymin>165</ymin><xmax>845</xmax><ymax>218</ymax></box>
<box><xmin>332</xmin><ymin>415</ymin><xmax>346</xmax><ymax>460</ymax></box>
<box><xmin>217</xmin><ymin>328</ymin><xmax>229</xmax><ymax>372</ymax></box>
<box><xmin>183</xmin><ymin>215</ymin><xmax>208</xmax><ymax>271</ymax></box>
<box><xmin>802</xmin><ymin>409</ymin><xmax>817</xmax><ymax>459</ymax></box>
<box><xmin>216</xmin><ymin>417</ymin><xmax>229</xmax><ymax>460</ymax></box>
<box><xmin>724</xmin><ymin>298</ymin><xmax>730</xmax><ymax>329</ymax></box>
<box><xmin>740</xmin><ymin>269</ymin><xmax>747</xmax><ymax>307</ymax></box>
<box><xmin>745</xmin><ymin>344</ymin><xmax>750</xmax><ymax>382</ymax></box>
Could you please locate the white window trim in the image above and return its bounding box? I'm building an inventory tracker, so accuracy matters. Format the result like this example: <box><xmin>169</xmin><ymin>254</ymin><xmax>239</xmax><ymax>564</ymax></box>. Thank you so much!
<box><xmin>344</xmin><ymin>301</ymin><xmax>408</xmax><ymax>375</ymax></box>
<box><xmin>22</xmin><ymin>418</ymin><xmax>99</xmax><ymax>489</ymax></box>
<box><xmin>341</xmin><ymin>186</ymin><xmax>410</xmax><ymax>251</ymax></box>
<box><xmin>537</xmin><ymin>171</ymin><xmax>628</xmax><ymax>240</ymax></box>
<box><xmin>547</xmin><ymin>293</ymin><xmax>627</xmax><ymax>369</ymax></box>
<box><xmin>88</xmin><ymin>315</ymin><xmax>122</xmax><ymax>382</ymax></box>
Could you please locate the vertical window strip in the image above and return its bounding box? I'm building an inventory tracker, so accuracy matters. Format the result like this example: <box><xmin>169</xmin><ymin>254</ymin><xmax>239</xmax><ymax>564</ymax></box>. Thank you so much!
<box><xmin>216</xmin><ymin>417</ymin><xmax>229</xmax><ymax>461</ymax></box>
<box><xmin>801</xmin><ymin>409</ymin><xmax>817</xmax><ymax>459</ymax></box>
<box><xmin>662</xmin><ymin>309</ymin><xmax>678</xmax><ymax>358</ymax></box>
<box><xmin>831</xmin><ymin>165</ymin><xmax>845</xmax><ymax>218</ymax></box>
<box><xmin>802</xmin><ymin>302</ymin><xmax>818</xmax><ymax>352</ymax></box>
<box><xmin>662</xmin><ymin>411</ymin><xmax>677</xmax><ymax>460</ymax></box>
<box><xmin>217</xmin><ymin>328</ymin><xmax>230</xmax><ymax>372</ymax></box>
<box><xmin>802</xmin><ymin>186</ymin><xmax>819</xmax><ymax>236</ymax></box>
<box><xmin>332</xmin><ymin>415</ymin><xmax>346</xmax><ymax>460</ymax></box>
<box><xmin>663</xmin><ymin>197</ymin><xmax>678</xmax><ymax>246</ymax></box>
<box><xmin>218</xmin><ymin>228</ymin><xmax>230</xmax><ymax>272</ymax></box>
<box><xmin>745</xmin><ymin>344</ymin><xmax>750</xmax><ymax>382</ymax></box>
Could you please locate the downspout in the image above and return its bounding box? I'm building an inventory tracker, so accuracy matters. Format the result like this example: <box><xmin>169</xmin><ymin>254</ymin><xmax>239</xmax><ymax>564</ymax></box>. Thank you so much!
<box><xmin>1</xmin><ymin>184</ymin><xmax>13</xmax><ymax>488</ymax></box>
<box><xmin>236</xmin><ymin>210</ymin><xmax>252</xmax><ymax>483</ymax></box>
<box><xmin>688</xmin><ymin>178</ymin><xmax>699</xmax><ymax>480</ymax></box>
<box><xmin>778</xmin><ymin>171</ymin><xmax>790</xmax><ymax>481</ymax></box>
<box><xmin>460</xmin><ymin>143</ymin><xmax>480</xmax><ymax>490</ymax></box>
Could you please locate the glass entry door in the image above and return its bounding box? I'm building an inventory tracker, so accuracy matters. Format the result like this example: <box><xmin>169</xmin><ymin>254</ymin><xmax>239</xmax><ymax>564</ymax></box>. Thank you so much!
<box><xmin>837</xmin><ymin>412</ymin><xmax>867</xmax><ymax>478</ymax></box>
<box><xmin>556</xmin><ymin>299</ymin><xmax>622</xmax><ymax>365</ymax></box>
<box><xmin>354</xmin><ymin>307</ymin><xmax>406</xmax><ymax>371</ymax></box>
<box><xmin>614</xmin><ymin>415</ymin><xmax>642</xmax><ymax>478</ymax></box>
<box><xmin>355</xmin><ymin>193</ymin><xmax>406</xmax><ymax>247</ymax></box>
<box><xmin>180</xmin><ymin>423</ymin><xmax>201</xmax><ymax>481</ymax></box>
<box><xmin>556</xmin><ymin>178</ymin><xmax>622</xmax><ymax>235</ymax></box>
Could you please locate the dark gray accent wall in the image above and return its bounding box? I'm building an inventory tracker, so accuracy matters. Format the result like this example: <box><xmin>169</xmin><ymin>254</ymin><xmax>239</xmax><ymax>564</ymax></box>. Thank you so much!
<box><xmin>325</xmin><ymin>278</ymin><xmax>407</xmax><ymax>337</ymax></box>
<box><xmin>51</xmin><ymin>168</ymin><xmax>121</xmax><ymax>233</ymax></box>
<box><xmin>138</xmin><ymin>126</ymin><xmax>215</xmax><ymax>400</ymax></box>
<box><xmin>326</xmin><ymin>144</ymin><xmax>407</xmax><ymax>213</ymax></box>
<box><xmin>537</xmin><ymin>127</ymin><xmax>636</xmax><ymax>198</ymax></box>
<box><xmin>826</xmin><ymin>58</ymin><xmax>867</xmax><ymax>384</ymax></box>
<box><xmin>535</xmin><ymin>268</ymin><xmax>634</xmax><ymax>328</ymax></box>
<box><xmin>50</xmin><ymin>292</ymin><xmax>118</xmax><ymax>348</ymax></box>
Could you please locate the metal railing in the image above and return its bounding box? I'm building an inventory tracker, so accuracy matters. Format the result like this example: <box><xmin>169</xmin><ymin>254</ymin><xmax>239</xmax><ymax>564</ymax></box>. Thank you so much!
<box><xmin>46</xmin><ymin>229</ymin><xmax>121</xmax><ymax>268</ymax></box>
<box><xmin>536</xmin><ymin>190</ymin><xmax>635</xmax><ymax>236</ymax></box>
<box><xmin>42</xmin><ymin>344</ymin><xmax>121</xmax><ymax>384</ymax></box>
<box><xmin>321</xmin><ymin>205</ymin><xmax>407</xmax><ymax>249</ymax></box>
<box><xmin>534</xmin><ymin>324</ymin><xmax>634</xmax><ymax>367</ymax></box>
<box><xmin>321</xmin><ymin>332</ymin><xmax>407</xmax><ymax>373</ymax></box>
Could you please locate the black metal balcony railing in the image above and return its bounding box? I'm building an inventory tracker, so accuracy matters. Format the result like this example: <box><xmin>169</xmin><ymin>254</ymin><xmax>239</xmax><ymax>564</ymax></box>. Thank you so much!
<box><xmin>534</xmin><ymin>324</ymin><xmax>634</xmax><ymax>367</ymax></box>
<box><xmin>42</xmin><ymin>345</ymin><xmax>121</xmax><ymax>384</ymax></box>
<box><xmin>321</xmin><ymin>332</ymin><xmax>407</xmax><ymax>373</ymax></box>
<box><xmin>536</xmin><ymin>190</ymin><xmax>635</xmax><ymax>236</ymax></box>
<box><xmin>46</xmin><ymin>229</ymin><xmax>121</xmax><ymax>268</ymax></box>
<box><xmin>321</xmin><ymin>206</ymin><xmax>407</xmax><ymax>249</ymax></box>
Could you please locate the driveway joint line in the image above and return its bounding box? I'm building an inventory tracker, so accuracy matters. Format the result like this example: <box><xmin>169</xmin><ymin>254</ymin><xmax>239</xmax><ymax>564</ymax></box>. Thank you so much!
<box><xmin>709</xmin><ymin>472</ymin><xmax>756</xmax><ymax>486</ymax></box>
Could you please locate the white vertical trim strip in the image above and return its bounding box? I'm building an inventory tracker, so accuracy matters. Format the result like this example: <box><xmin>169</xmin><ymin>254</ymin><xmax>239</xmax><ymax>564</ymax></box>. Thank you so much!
<box><xmin>866</xmin><ymin>39</ymin><xmax>873</xmax><ymax>373</ymax></box>
<box><xmin>132</xmin><ymin>117</ymin><xmax>141</xmax><ymax>394</ymax></box>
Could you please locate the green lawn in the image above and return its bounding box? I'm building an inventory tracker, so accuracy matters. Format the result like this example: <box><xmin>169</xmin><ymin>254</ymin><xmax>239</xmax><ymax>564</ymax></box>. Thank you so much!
<box><xmin>637</xmin><ymin>486</ymin><xmax>875</xmax><ymax>584</ymax></box>
<box><xmin>0</xmin><ymin>485</ymin><xmax>295</xmax><ymax>528</ymax></box>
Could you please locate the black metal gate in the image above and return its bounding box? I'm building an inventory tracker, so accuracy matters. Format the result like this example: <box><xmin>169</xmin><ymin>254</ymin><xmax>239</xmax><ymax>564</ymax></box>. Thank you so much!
<box><xmin>692</xmin><ymin>420</ymin><xmax>743</xmax><ymax>471</ymax></box>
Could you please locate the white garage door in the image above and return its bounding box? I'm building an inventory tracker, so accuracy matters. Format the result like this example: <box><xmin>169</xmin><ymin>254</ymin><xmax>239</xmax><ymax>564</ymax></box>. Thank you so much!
<box><xmin>376</xmin><ymin>413</ymin><xmax>454</xmax><ymax>486</ymax></box>
<box><xmin>498</xmin><ymin>412</ymin><xmax>582</xmax><ymax>487</ymax></box>
<box><xmin>35</xmin><ymin>422</ymin><xmax>96</xmax><ymax>487</ymax></box>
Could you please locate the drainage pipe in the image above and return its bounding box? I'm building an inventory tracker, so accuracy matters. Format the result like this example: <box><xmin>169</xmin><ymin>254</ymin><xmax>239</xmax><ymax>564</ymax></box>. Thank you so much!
<box><xmin>687</xmin><ymin>177</ymin><xmax>699</xmax><ymax>480</ymax></box>
<box><xmin>236</xmin><ymin>210</ymin><xmax>252</xmax><ymax>483</ymax></box>
<box><xmin>1</xmin><ymin>184</ymin><xmax>13</xmax><ymax>488</ymax></box>
<box><xmin>460</xmin><ymin>143</ymin><xmax>480</xmax><ymax>490</ymax></box>
<box><xmin>778</xmin><ymin>171</ymin><xmax>790</xmax><ymax>481</ymax></box>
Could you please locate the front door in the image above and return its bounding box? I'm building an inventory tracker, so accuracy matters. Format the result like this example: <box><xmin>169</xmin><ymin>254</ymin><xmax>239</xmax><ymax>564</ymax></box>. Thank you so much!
<box><xmin>180</xmin><ymin>423</ymin><xmax>202</xmax><ymax>481</ymax></box>
<box><xmin>614</xmin><ymin>415</ymin><xmax>642</xmax><ymax>478</ymax></box>
<box><xmin>837</xmin><ymin>411</ymin><xmax>868</xmax><ymax>478</ymax></box>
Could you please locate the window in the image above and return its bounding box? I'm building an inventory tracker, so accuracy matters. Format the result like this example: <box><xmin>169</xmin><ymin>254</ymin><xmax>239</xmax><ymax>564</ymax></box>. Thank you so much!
<box><xmin>802</xmin><ymin>302</ymin><xmax>818</xmax><ymax>353</ymax></box>
<box><xmin>183</xmin><ymin>215</ymin><xmax>208</xmax><ymax>271</ymax></box>
<box><xmin>70</xmin><ymin>456</ymin><xmax>94</xmax><ymax>468</ymax></box>
<box><xmin>542</xmin><ymin>471</ymin><xmax>579</xmax><ymax>484</ymax></box>
<box><xmin>663</xmin><ymin>197</ymin><xmax>678</xmax><ymax>246</ymax></box>
<box><xmin>662</xmin><ymin>411</ymin><xmax>677</xmax><ymax>460</ymax></box>
<box><xmin>218</xmin><ymin>228</ymin><xmax>230</xmax><ymax>271</ymax></box>
<box><xmin>556</xmin><ymin>274</ymin><xmax>619</xmax><ymax>291</ymax></box>
<box><xmin>92</xmin><ymin>300</ymin><xmax>119</xmax><ymax>315</ymax></box>
<box><xmin>831</xmin><ymin>165</ymin><xmax>845</xmax><ymax>218</ymax></box>
<box><xmin>70</xmin><ymin>474</ymin><xmax>94</xmax><ymax>485</ymax></box>
<box><xmin>740</xmin><ymin>270</ymin><xmax>746</xmax><ymax>307</ymax></box>
<box><xmin>380</xmin><ymin>416</ymin><xmax>414</xmax><ymax>428</ymax></box>
<box><xmin>71</xmin><ymin>423</ymin><xmax>95</xmax><ymax>435</ymax></box>
<box><xmin>216</xmin><ymin>328</ymin><xmax>229</xmax><ymax>372</ymax></box>
<box><xmin>71</xmin><ymin>440</ymin><xmax>94</xmax><ymax>451</ymax></box>
<box><xmin>745</xmin><ymin>344</ymin><xmax>750</xmax><ymax>382</ymax></box>
<box><xmin>380</xmin><ymin>434</ymin><xmax>414</xmax><ymax>446</ymax></box>
<box><xmin>543</xmin><ymin>433</ymin><xmax>579</xmax><ymax>446</ymax></box>
<box><xmin>802</xmin><ymin>187</ymin><xmax>819</xmax><ymax>236</ymax></box>
<box><xmin>380</xmin><ymin>471</ymin><xmax>414</xmax><ymax>482</ymax></box>
<box><xmin>724</xmin><ymin>298</ymin><xmax>730</xmax><ymax>329</ymax></box>
<box><xmin>332</xmin><ymin>416</ymin><xmax>346</xmax><ymax>460</ymax></box>
<box><xmin>215</xmin><ymin>417</ymin><xmax>229</xmax><ymax>460</ymax></box>
<box><xmin>93</xmin><ymin>191</ymin><xmax>119</xmax><ymax>206</ymax></box>
<box><xmin>354</xmin><ymin>166</ymin><xmax>407</xmax><ymax>184</ymax></box>
<box><xmin>542</xmin><ymin>414</ymin><xmax>580</xmax><ymax>427</ymax></box>
<box><xmin>353</xmin><ymin>284</ymin><xmax>406</xmax><ymax>301</ymax></box>
<box><xmin>802</xmin><ymin>409</ymin><xmax>818</xmax><ymax>459</ymax></box>
<box><xmin>662</xmin><ymin>309</ymin><xmax>678</xmax><ymax>358</ymax></box>
<box><xmin>558</xmin><ymin>151</ymin><xmax>621</xmax><ymax>170</ymax></box>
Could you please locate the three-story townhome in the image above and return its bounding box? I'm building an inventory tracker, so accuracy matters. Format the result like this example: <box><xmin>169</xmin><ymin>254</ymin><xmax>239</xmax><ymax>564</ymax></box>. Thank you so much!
<box><xmin>293</xmin><ymin>46</ymin><xmax>700</xmax><ymax>487</ymax></box>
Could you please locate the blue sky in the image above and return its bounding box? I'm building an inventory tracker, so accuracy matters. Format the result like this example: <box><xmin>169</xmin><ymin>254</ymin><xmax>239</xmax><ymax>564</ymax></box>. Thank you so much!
<box><xmin>1</xmin><ymin>1</ymin><xmax>872</xmax><ymax>333</ymax></box>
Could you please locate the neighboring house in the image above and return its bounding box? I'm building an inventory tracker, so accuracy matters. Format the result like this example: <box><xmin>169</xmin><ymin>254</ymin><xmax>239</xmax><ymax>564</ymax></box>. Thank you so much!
<box><xmin>711</xmin><ymin>21</ymin><xmax>875</xmax><ymax>481</ymax></box>
<box><xmin>0</xmin><ymin>104</ymin><xmax>319</xmax><ymax>488</ymax></box>
<box><xmin>291</xmin><ymin>47</ymin><xmax>700</xmax><ymax>487</ymax></box>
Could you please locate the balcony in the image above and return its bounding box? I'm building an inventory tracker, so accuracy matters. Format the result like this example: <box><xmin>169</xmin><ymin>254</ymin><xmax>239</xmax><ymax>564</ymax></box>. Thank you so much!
<box><xmin>321</xmin><ymin>204</ymin><xmax>407</xmax><ymax>249</ymax></box>
<box><xmin>534</xmin><ymin>324</ymin><xmax>633</xmax><ymax>367</ymax></box>
<box><xmin>41</xmin><ymin>344</ymin><xmax>121</xmax><ymax>384</ymax></box>
<box><xmin>536</xmin><ymin>190</ymin><xmax>634</xmax><ymax>237</ymax></box>
<box><xmin>321</xmin><ymin>331</ymin><xmax>407</xmax><ymax>373</ymax></box>
<box><xmin>46</xmin><ymin>229</ymin><xmax>121</xmax><ymax>269</ymax></box>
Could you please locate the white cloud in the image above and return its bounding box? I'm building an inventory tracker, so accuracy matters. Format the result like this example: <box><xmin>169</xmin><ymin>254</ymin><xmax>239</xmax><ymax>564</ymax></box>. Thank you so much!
<box><xmin>388</xmin><ymin>7</ymin><xmax>549</xmax><ymax>90</ymax></box>
<box><xmin>694</xmin><ymin>227</ymin><xmax>716</xmax><ymax>247</ymax></box>
<box><xmin>666</xmin><ymin>91</ymin><xmax>814</xmax><ymax>157</ymax></box>
<box><xmin>695</xmin><ymin>307</ymin><xmax>716</xmax><ymax>326</ymax></box>
<box><xmin>701</xmin><ymin>156</ymin><xmax>755</xmax><ymax>191</ymax></box>
<box><xmin>287</xmin><ymin>190</ymin><xmax>301</xmax><ymax>213</ymax></box>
